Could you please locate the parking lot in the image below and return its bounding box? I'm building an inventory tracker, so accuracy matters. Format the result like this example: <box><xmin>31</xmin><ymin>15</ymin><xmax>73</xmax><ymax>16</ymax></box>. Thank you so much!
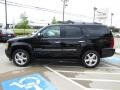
<box><xmin>0</xmin><ymin>41</ymin><xmax>120</xmax><ymax>90</ymax></box>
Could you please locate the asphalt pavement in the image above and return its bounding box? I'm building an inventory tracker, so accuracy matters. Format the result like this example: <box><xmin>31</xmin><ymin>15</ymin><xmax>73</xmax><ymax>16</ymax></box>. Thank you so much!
<box><xmin>0</xmin><ymin>43</ymin><xmax>120</xmax><ymax>90</ymax></box>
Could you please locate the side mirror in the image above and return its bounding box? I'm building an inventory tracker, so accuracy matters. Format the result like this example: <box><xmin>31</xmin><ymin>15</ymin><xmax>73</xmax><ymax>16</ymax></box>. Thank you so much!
<box><xmin>37</xmin><ymin>33</ymin><xmax>43</xmax><ymax>38</ymax></box>
<box><xmin>38</xmin><ymin>33</ymin><xmax>41</xmax><ymax>36</ymax></box>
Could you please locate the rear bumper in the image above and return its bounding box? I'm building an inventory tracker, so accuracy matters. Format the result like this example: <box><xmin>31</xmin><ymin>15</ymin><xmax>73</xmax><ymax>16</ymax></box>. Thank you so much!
<box><xmin>101</xmin><ymin>48</ymin><xmax>115</xmax><ymax>58</ymax></box>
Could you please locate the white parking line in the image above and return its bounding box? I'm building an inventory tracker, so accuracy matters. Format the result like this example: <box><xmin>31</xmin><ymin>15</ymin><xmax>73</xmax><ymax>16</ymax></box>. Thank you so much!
<box><xmin>0</xmin><ymin>44</ymin><xmax>3</xmax><ymax>46</ymax></box>
<box><xmin>56</xmin><ymin>70</ymin><xmax>120</xmax><ymax>75</ymax></box>
<box><xmin>70</xmin><ymin>78</ymin><xmax>120</xmax><ymax>83</ymax></box>
<box><xmin>45</xmin><ymin>66</ymin><xmax>107</xmax><ymax>90</ymax></box>
<box><xmin>96</xmin><ymin>66</ymin><xmax>120</xmax><ymax>69</ymax></box>
<box><xmin>44</xmin><ymin>65</ymin><xmax>87</xmax><ymax>90</ymax></box>
<box><xmin>47</xmin><ymin>64</ymin><xmax>118</xmax><ymax>69</ymax></box>
<box><xmin>101</xmin><ymin>62</ymin><xmax>120</xmax><ymax>69</ymax></box>
<box><xmin>87</xmin><ymin>87</ymin><xmax>107</xmax><ymax>90</ymax></box>
<box><xmin>87</xmin><ymin>89</ymin><xmax>108</xmax><ymax>90</ymax></box>
<box><xmin>47</xmin><ymin>62</ymin><xmax>120</xmax><ymax>69</ymax></box>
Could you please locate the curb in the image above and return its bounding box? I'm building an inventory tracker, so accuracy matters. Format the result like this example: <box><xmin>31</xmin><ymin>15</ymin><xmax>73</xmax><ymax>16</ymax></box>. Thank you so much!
<box><xmin>115</xmin><ymin>52</ymin><xmax>120</xmax><ymax>55</ymax></box>
<box><xmin>115</xmin><ymin>49</ymin><xmax>120</xmax><ymax>55</ymax></box>
<box><xmin>102</xmin><ymin>57</ymin><xmax>120</xmax><ymax>68</ymax></box>
<box><xmin>102</xmin><ymin>60</ymin><xmax>120</xmax><ymax>68</ymax></box>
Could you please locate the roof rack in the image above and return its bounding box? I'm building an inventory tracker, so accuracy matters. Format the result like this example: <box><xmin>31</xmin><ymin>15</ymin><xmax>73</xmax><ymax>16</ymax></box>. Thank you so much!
<box><xmin>59</xmin><ymin>20</ymin><xmax>102</xmax><ymax>25</ymax></box>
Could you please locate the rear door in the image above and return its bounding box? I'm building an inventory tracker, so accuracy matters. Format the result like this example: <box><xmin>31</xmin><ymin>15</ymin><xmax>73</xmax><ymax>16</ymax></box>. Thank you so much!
<box><xmin>61</xmin><ymin>25</ymin><xmax>84</xmax><ymax>58</ymax></box>
<box><xmin>82</xmin><ymin>25</ymin><xmax>110</xmax><ymax>49</ymax></box>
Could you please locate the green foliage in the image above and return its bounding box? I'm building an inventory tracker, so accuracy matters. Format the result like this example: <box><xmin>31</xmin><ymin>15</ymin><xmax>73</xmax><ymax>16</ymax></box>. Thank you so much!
<box><xmin>51</xmin><ymin>17</ymin><xmax>57</xmax><ymax>24</ymax></box>
<box><xmin>56</xmin><ymin>21</ymin><xmax>63</xmax><ymax>24</ymax></box>
<box><xmin>15</xmin><ymin>13</ymin><xmax>30</xmax><ymax>29</ymax></box>
<box><xmin>13</xmin><ymin>29</ymin><xmax>35</xmax><ymax>35</ymax></box>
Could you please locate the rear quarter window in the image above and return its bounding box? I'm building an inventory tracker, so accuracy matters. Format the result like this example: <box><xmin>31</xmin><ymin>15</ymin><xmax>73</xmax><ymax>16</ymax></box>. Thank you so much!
<box><xmin>82</xmin><ymin>25</ymin><xmax>108</xmax><ymax>37</ymax></box>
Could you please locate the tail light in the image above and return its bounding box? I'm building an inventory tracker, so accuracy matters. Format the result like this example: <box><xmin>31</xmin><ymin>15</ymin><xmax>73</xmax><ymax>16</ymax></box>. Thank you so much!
<box><xmin>111</xmin><ymin>37</ymin><xmax>114</xmax><ymax>48</ymax></box>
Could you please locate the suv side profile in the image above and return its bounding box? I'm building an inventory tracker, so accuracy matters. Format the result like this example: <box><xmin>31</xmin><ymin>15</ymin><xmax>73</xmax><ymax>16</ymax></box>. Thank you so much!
<box><xmin>5</xmin><ymin>23</ymin><xmax>115</xmax><ymax>68</ymax></box>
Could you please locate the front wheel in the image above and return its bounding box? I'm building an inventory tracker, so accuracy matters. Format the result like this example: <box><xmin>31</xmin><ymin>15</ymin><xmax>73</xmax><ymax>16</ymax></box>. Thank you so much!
<box><xmin>12</xmin><ymin>49</ymin><xmax>30</xmax><ymax>67</ymax></box>
<box><xmin>81</xmin><ymin>50</ymin><xmax>100</xmax><ymax>68</ymax></box>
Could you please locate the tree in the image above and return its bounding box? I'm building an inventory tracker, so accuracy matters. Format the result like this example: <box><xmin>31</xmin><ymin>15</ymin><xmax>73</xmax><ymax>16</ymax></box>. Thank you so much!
<box><xmin>51</xmin><ymin>17</ymin><xmax>57</xmax><ymax>24</ymax></box>
<box><xmin>15</xmin><ymin>12</ymin><xmax>30</xmax><ymax>34</ymax></box>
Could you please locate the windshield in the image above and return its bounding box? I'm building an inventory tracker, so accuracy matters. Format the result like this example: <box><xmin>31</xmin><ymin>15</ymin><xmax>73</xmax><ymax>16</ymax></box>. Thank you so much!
<box><xmin>31</xmin><ymin>26</ymin><xmax>47</xmax><ymax>37</ymax></box>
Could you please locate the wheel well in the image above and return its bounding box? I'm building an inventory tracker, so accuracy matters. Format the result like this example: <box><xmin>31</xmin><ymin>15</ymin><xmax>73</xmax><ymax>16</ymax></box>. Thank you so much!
<box><xmin>11</xmin><ymin>46</ymin><xmax>31</xmax><ymax>58</ymax></box>
<box><xmin>80</xmin><ymin>47</ymin><xmax>102</xmax><ymax>57</ymax></box>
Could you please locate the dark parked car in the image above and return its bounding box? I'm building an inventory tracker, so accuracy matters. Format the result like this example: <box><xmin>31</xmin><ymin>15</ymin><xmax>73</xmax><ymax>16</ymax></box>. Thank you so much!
<box><xmin>5</xmin><ymin>23</ymin><xmax>115</xmax><ymax>68</ymax></box>
<box><xmin>0</xmin><ymin>29</ymin><xmax>16</xmax><ymax>42</ymax></box>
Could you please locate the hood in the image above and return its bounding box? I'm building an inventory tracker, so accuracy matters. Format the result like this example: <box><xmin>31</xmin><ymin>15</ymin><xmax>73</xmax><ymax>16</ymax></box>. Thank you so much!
<box><xmin>8</xmin><ymin>36</ymin><xmax>33</xmax><ymax>42</ymax></box>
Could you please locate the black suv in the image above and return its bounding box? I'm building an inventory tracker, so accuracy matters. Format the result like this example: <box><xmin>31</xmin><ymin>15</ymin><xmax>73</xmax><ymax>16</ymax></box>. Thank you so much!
<box><xmin>5</xmin><ymin>23</ymin><xmax>115</xmax><ymax>68</ymax></box>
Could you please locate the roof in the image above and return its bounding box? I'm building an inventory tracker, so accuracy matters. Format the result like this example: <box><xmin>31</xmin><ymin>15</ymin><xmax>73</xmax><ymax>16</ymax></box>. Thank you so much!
<box><xmin>49</xmin><ymin>22</ymin><xmax>106</xmax><ymax>27</ymax></box>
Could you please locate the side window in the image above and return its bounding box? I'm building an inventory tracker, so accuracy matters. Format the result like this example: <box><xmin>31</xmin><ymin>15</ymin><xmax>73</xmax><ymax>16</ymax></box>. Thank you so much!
<box><xmin>62</xmin><ymin>26</ymin><xmax>81</xmax><ymax>38</ymax></box>
<box><xmin>82</xmin><ymin>26</ymin><xmax>108</xmax><ymax>37</ymax></box>
<box><xmin>41</xmin><ymin>26</ymin><xmax>60</xmax><ymax>38</ymax></box>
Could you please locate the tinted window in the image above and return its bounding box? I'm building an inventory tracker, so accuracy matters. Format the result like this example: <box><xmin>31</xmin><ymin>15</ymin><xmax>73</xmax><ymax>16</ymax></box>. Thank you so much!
<box><xmin>62</xmin><ymin>26</ymin><xmax>81</xmax><ymax>38</ymax></box>
<box><xmin>41</xmin><ymin>26</ymin><xmax>60</xmax><ymax>38</ymax></box>
<box><xmin>82</xmin><ymin>26</ymin><xmax>108</xmax><ymax>36</ymax></box>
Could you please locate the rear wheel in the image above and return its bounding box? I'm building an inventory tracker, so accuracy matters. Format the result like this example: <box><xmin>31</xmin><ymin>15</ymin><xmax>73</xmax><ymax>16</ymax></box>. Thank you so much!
<box><xmin>81</xmin><ymin>50</ymin><xmax>100</xmax><ymax>68</ymax></box>
<box><xmin>12</xmin><ymin>49</ymin><xmax>30</xmax><ymax>66</ymax></box>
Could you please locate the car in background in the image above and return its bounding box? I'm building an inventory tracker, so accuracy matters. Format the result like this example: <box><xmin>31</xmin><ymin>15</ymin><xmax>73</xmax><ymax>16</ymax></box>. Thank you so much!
<box><xmin>31</xmin><ymin>30</ymin><xmax>38</xmax><ymax>35</ymax></box>
<box><xmin>0</xmin><ymin>27</ymin><xmax>16</xmax><ymax>42</ymax></box>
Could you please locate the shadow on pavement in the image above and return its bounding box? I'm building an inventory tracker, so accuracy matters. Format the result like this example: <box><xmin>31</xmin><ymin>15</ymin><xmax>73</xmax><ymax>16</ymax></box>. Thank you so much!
<box><xmin>30</xmin><ymin>59</ymin><xmax>83</xmax><ymax>67</ymax></box>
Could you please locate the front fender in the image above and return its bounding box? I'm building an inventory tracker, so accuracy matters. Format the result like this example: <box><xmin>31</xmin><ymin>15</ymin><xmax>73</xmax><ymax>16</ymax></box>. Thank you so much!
<box><xmin>11</xmin><ymin>42</ymin><xmax>32</xmax><ymax>49</ymax></box>
<box><xmin>10</xmin><ymin>42</ymin><xmax>32</xmax><ymax>57</ymax></box>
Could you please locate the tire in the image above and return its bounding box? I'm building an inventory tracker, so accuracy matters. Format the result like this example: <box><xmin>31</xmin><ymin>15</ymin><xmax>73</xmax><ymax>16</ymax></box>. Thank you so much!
<box><xmin>12</xmin><ymin>49</ymin><xmax>30</xmax><ymax>67</ymax></box>
<box><xmin>81</xmin><ymin>50</ymin><xmax>100</xmax><ymax>68</ymax></box>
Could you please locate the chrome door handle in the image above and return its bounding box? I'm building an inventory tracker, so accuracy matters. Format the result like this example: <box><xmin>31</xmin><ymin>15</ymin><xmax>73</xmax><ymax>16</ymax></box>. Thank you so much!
<box><xmin>78</xmin><ymin>41</ymin><xmax>85</xmax><ymax>43</ymax></box>
<box><xmin>55</xmin><ymin>41</ymin><xmax>61</xmax><ymax>43</ymax></box>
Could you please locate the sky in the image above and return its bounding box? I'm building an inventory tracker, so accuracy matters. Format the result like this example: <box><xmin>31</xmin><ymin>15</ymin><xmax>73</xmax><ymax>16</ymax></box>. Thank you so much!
<box><xmin>0</xmin><ymin>0</ymin><xmax>120</xmax><ymax>27</ymax></box>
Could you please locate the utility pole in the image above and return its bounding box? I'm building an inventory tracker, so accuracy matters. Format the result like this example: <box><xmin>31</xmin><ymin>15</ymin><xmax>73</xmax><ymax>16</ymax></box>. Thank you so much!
<box><xmin>5</xmin><ymin>0</ymin><xmax>8</xmax><ymax>30</ymax></box>
<box><xmin>111</xmin><ymin>13</ymin><xmax>114</xmax><ymax>26</ymax></box>
<box><xmin>93</xmin><ymin>7</ymin><xmax>97</xmax><ymax>22</ymax></box>
<box><xmin>61</xmin><ymin>0</ymin><xmax>69</xmax><ymax>22</ymax></box>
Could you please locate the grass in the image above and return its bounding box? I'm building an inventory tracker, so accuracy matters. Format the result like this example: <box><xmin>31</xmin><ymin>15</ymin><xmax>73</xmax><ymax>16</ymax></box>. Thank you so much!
<box><xmin>13</xmin><ymin>29</ymin><xmax>35</xmax><ymax>35</ymax></box>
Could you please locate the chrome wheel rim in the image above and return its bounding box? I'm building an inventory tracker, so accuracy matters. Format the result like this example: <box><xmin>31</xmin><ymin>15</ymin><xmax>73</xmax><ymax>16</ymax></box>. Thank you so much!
<box><xmin>84</xmin><ymin>53</ymin><xmax>98</xmax><ymax>67</ymax></box>
<box><xmin>15</xmin><ymin>52</ymin><xmax>28</xmax><ymax>65</ymax></box>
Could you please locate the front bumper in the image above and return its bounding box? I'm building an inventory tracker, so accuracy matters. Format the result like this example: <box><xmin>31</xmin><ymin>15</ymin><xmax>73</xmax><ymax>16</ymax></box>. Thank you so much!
<box><xmin>101</xmin><ymin>48</ymin><xmax>115</xmax><ymax>58</ymax></box>
<box><xmin>5</xmin><ymin>49</ymin><xmax>12</xmax><ymax>60</ymax></box>
<box><xmin>0</xmin><ymin>37</ymin><xmax>7</xmax><ymax>42</ymax></box>
<box><xmin>0</xmin><ymin>36</ymin><xmax>15</xmax><ymax>42</ymax></box>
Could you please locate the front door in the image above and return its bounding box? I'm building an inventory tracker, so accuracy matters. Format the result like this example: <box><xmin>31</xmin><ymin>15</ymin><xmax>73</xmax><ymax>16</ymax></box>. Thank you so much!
<box><xmin>33</xmin><ymin>25</ymin><xmax>61</xmax><ymax>58</ymax></box>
